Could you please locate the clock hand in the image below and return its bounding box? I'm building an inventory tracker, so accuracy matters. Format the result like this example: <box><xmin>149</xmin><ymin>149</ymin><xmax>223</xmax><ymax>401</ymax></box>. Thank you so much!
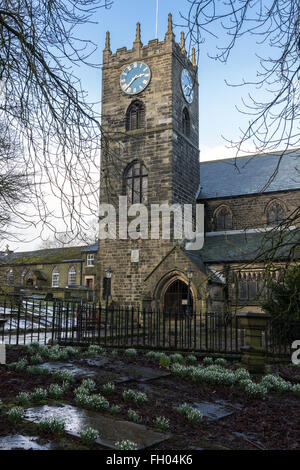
<box><xmin>124</xmin><ymin>74</ymin><xmax>144</xmax><ymax>91</ymax></box>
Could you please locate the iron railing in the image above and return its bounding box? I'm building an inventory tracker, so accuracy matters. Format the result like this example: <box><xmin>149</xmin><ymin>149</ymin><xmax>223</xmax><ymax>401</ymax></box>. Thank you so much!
<box><xmin>0</xmin><ymin>297</ymin><xmax>246</xmax><ymax>352</ymax></box>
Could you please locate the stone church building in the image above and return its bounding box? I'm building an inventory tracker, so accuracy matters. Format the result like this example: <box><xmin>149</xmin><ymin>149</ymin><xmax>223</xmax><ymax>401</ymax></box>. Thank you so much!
<box><xmin>0</xmin><ymin>15</ymin><xmax>299</xmax><ymax>315</ymax></box>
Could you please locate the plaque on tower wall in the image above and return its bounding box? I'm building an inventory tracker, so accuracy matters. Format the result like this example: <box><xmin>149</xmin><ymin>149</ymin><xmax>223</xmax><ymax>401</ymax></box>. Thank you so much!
<box><xmin>131</xmin><ymin>249</ymin><xmax>139</xmax><ymax>263</ymax></box>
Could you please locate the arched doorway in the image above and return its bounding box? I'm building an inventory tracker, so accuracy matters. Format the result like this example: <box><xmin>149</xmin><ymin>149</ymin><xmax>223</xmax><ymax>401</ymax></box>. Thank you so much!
<box><xmin>163</xmin><ymin>279</ymin><xmax>193</xmax><ymax>314</ymax></box>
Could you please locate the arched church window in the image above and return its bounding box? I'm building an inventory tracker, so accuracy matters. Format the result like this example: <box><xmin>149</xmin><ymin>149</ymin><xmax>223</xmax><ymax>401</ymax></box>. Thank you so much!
<box><xmin>125</xmin><ymin>101</ymin><xmax>145</xmax><ymax>131</ymax></box>
<box><xmin>213</xmin><ymin>206</ymin><xmax>232</xmax><ymax>231</ymax></box>
<box><xmin>125</xmin><ymin>161</ymin><xmax>148</xmax><ymax>204</ymax></box>
<box><xmin>21</xmin><ymin>269</ymin><xmax>27</xmax><ymax>285</ymax></box>
<box><xmin>7</xmin><ymin>269</ymin><xmax>14</xmax><ymax>286</ymax></box>
<box><xmin>182</xmin><ymin>107</ymin><xmax>190</xmax><ymax>137</ymax></box>
<box><xmin>52</xmin><ymin>267</ymin><xmax>59</xmax><ymax>287</ymax></box>
<box><xmin>267</xmin><ymin>201</ymin><xmax>285</xmax><ymax>226</ymax></box>
<box><xmin>68</xmin><ymin>266</ymin><xmax>76</xmax><ymax>286</ymax></box>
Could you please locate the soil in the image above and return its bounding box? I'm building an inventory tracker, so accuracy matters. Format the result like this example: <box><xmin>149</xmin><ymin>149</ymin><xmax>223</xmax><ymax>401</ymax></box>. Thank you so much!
<box><xmin>0</xmin><ymin>347</ymin><xmax>299</xmax><ymax>450</ymax></box>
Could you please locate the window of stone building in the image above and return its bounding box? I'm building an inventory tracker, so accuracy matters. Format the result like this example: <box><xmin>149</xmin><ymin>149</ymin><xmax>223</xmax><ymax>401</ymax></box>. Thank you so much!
<box><xmin>86</xmin><ymin>277</ymin><xmax>94</xmax><ymax>289</ymax></box>
<box><xmin>182</xmin><ymin>107</ymin><xmax>190</xmax><ymax>137</ymax></box>
<box><xmin>238</xmin><ymin>271</ymin><xmax>268</xmax><ymax>301</ymax></box>
<box><xmin>52</xmin><ymin>267</ymin><xmax>59</xmax><ymax>287</ymax></box>
<box><xmin>238</xmin><ymin>273</ymin><xmax>248</xmax><ymax>300</ymax></box>
<box><xmin>68</xmin><ymin>266</ymin><xmax>76</xmax><ymax>286</ymax></box>
<box><xmin>6</xmin><ymin>269</ymin><xmax>14</xmax><ymax>285</ymax></box>
<box><xmin>125</xmin><ymin>161</ymin><xmax>148</xmax><ymax>204</ymax></box>
<box><xmin>125</xmin><ymin>100</ymin><xmax>145</xmax><ymax>131</ymax></box>
<box><xmin>213</xmin><ymin>206</ymin><xmax>232</xmax><ymax>231</ymax></box>
<box><xmin>86</xmin><ymin>253</ymin><xmax>95</xmax><ymax>266</ymax></box>
<box><xmin>248</xmin><ymin>274</ymin><xmax>257</xmax><ymax>300</ymax></box>
<box><xmin>21</xmin><ymin>269</ymin><xmax>27</xmax><ymax>285</ymax></box>
<box><xmin>267</xmin><ymin>202</ymin><xmax>285</xmax><ymax>226</ymax></box>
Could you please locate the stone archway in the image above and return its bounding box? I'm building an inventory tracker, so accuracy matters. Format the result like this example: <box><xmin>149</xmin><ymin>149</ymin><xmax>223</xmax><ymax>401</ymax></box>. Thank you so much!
<box><xmin>154</xmin><ymin>270</ymin><xmax>196</xmax><ymax>313</ymax></box>
<box><xmin>163</xmin><ymin>279</ymin><xmax>193</xmax><ymax>314</ymax></box>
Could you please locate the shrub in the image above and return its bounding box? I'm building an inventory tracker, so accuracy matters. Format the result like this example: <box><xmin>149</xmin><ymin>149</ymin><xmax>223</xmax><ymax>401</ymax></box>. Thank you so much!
<box><xmin>260</xmin><ymin>374</ymin><xmax>293</xmax><ymax>393</ymax></box>
<box><xmin>122</xmin><ymin>389</ymin><xmax>136</xmax><ymax>402</ymax></box>
<box><xmin>127</xmin><ymin>409</ymin><xmax>141</xmax><ymax>423</ymax></box>
<box><xmin>61</xmin><ymin>381</ymin><xmax>71</xmax><ymax>393</ymax></box>
<box><xmin>170</xmin><ymin>353</ymin><xmax>184</xmax><ymax>363</ymax></box>
<box><xmin>177</xmin><ymin>403</ymin><xmax>193</xmax><ymax>416</ymax></box>
<box><xmin>125</xmin><ymin>348</ymin><xmax>137</xmax><ymax>357</ymax></box>
<box><xmin>27</xmin><ymin>366</ymin><xmax>49</xmax><ymax>376</ymax></box>
<box><xmin>7</xmin><ymin>406</ymin><xmax>24</xmax><ymax>422</ymax></box>
<box><xmin>102</xmin><ymin>382</ymin><xmax>115</xmax><ymax>394</ymax></box>
<box><xmin>110</xmin><ymin>405</ymin><xmax>121</xmax><ymax>415</ymax></box>
<box><xmin>31</xmin><ymin>387</ymin><xmax>48</xmax><ymax>401</ymax></box>
<box><xmin>16</xmin><ymin>392</ymin><xmax>31</xmax><ymax>405</ymax></box>
<box><xmin>242</xmin><ymin>381</ymin><xmax>268</xmax><ymax>398</ymax></box>
<box><xmin>80</xmin><ymin>427</ymin><xmax>99</xmax><ymax>445</ymax></box>
<box><xmin>177</xmin><ymin>403</ymin><xmax>202</xmax><ymax>424</ymax></box>
<box><xmin>185</xmin><ymin>408</ymin><xmax>203</xmax><ymax>424</ymax></box>
<box><xmin>80</xmin><ymin>379</ymin><xmax>96</xmax><ymax>393</ymax></box>
<box><xmin>110</xmin><ymin>350</ymin><xmax>118</xmax><ymax>357</ymax></box>
<box><xmin>87</xmin><ymin>345</ymin><xmax>105</xmax><ymax>356</ymax></box>
<box><xmin>49</xmin><ymin>384</ymin><xmax>64</xmax><ymax>399</ymax></box>
<box><xmin>145</xmin><ymin>351</ymin><xmax>157</xmax><ymax>359</ymax></box>
<box><xmin>30</xmin><ymin>354</ymin><xmax>43</xmax><ymax>365</ymax></box>
<box><xmin>202</xmin><ymin>357</ymin><xmax>213</xmax><ymax>365</ymax></box>
<box><xmin>75</xmin><ymin>392</ymin><xmax>91</xmax><ymax>407</ymax></box>
<box><xmin>154</xmin><ymin>416</ymin><xmax>170</xmax><ymax>431</ymax></box>
<box><xmin>292</xmin><ymin>384</ymin><xmax>300</xmax><ymax>397</ymax></box>
<box><xmin>38</xmin><ymin>417</ymin><xmax>65</xmax><ymax>434</ymax></box>
<box><xmin>25</xmin><ymin>342</ymin><xmax>43</xmax><ymax>355</ymax></box>
<box><xmin>88</xmin><ymin>394</ymin><xmax>109</xmax><ymax>411</ymax></box>
<box><xmin>52</xmin><ymin>369</ymin><xmax>75</xmax><ymax>383</ymax></box>
<box><xmin>133</xmin><ymin>391</ymin><xmax>148</xmax><ymax>405</ymax></box>
<box><xmin>235</xmin><ymin>368</ymin><xmax>251</xmax><ymax>382</ymax></box>
<box><xmin>8</xmin><ymin>358</ymin><xmax>27</xmax><ymax>372</ymax></box>
<box><xmin>115</xmin><ymin>440</ymin><xmax>137</xmax><ymax>450</ymax></box>
<box><xmin>159</xmin><ymin>355</ymin><xmax>171</xmax><ymax>369</ymax></box>
<box><xmin>64</xmin><ymin>346</ymin><xmax>80</xmax><ymax>357</ymax></box>
<box><xmin>186</xmin><ymin>354</ymin><xmax>197</xmax><ymax>364</ymax></box>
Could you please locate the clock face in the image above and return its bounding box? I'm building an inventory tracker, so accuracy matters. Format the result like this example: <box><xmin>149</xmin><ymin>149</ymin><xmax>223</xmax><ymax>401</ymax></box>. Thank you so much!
<box><xmin>181</xmin><ymin>69</ymin><xmax>194</xmax><ymax>104</ymax></box>
<box><xmin>120</xmin><ymin>62</ymin><xmax>151</xmax><ymax>95</ymax></box>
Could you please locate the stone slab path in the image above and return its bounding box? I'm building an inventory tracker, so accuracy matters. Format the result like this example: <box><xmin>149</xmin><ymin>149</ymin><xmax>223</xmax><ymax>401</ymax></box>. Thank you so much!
<box><xmin>24</xmin><ymin>404</ymin><xmax>169</xmax><ymax>450</ymax></box>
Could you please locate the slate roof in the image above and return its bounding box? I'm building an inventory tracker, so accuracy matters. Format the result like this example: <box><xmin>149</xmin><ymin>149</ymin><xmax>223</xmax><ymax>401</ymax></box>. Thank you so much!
<box><xmin>198</xmin><ymin>148</ymin><xmax>300</xmax><ymax>199</ymax></box>
<box><xmin>81</xmin><ymin>243</ymin><xmax>98</xmax><ymax>253</ymax></box>
<box><xmin>186</xmin><ymin>228</ymin><xmax>300</xmax><ymax>264</ymax></box>
<box><xmin>0</xmin><ymin>246</ymin><xmax>85</xmax><ymax>265</ymax></box>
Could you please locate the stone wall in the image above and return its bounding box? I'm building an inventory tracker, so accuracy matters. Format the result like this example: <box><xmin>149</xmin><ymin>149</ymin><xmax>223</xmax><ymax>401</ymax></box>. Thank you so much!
<box><xmin>202</xmin><ymin>190</ymin><xmax>300</xmax><ymax>232</ymax></box>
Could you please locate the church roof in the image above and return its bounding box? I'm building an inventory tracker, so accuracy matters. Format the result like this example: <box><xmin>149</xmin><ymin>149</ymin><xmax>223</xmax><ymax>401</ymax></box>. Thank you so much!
<box><xmin>198</xmin><ymin>148</ymin><xmax>300</xmax><ymax>199</ymax></box>
<box><xmin>187</xmin><ymin>228</ymin><xmax>300</xmax><ymax>264</ymax></box>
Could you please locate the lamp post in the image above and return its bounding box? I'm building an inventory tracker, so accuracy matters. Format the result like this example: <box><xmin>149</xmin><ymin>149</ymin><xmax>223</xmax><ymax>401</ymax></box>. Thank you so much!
<box><xmin>105</xmin><ymin>268</ymin><xmax>112</xmax><ymax>311</ymax></box>
<box><xmin>186</xmin><ymin>267</ymin><xmax>194</xmax><ymax>316</ymax></box>
<box><xmin>104</xmin><ymin>268</ymin><xmax>112</xmax><ymax>345</ymax></box>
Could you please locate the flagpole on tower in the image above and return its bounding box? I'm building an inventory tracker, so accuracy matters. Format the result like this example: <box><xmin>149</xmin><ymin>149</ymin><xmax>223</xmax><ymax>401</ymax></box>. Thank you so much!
<box><xmin>155</xmin><ymin>0</ymin><xmax>159</xmax><ymax>39</ymax></box>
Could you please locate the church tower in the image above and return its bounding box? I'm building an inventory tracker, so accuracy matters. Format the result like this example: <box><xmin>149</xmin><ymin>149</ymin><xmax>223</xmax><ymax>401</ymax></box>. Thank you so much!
<box><xmin>97</xmin><ymin>14</ymin><xmax>201</xmax><ymax>307</ymax></box>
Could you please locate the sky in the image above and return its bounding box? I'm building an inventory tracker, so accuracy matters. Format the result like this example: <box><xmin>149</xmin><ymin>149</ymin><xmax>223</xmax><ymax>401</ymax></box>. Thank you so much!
<box><xmin>74</xmin><ymin>0</ymin><xmax>270</xmax><ymax>160</ymax></box>
<box><xmin>6</xmin><ymin>0</ymin><xmax>284</xmax><ymax>251</ymax></box>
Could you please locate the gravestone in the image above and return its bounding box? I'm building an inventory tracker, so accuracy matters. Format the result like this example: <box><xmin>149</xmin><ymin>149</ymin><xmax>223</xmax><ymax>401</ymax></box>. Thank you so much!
<box><xmin>24</xmin><ymin>404</ymin><xmax>169</xmax><ymax>450</ymax></box>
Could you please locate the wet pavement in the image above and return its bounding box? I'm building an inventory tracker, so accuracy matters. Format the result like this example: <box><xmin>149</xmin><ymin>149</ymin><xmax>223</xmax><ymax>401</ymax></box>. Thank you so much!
<box><xmin>40</xmin><ymin>358</ymin><xmax>170</xmax><ymax>383</ymax></box>
<box><xmin>0</xmin><ymin>434</ymin><xmax>57</xmax><ymax>450</ymax></box>
<box><xmin>193</xmin><ymin>399</ymin><xmax>242</xmax><ymax>421</ymax></box>
<box><xmin>24</xmin><ymin>404</ymin><xmax>169</xmax><ymax>450</ymax></box>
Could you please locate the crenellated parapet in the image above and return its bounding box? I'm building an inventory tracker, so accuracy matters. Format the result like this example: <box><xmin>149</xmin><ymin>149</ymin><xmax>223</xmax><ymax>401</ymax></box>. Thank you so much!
<box><xmin>103</xmin><ymin>13</ymin><xmax>197</xmax><ymax>72</ymax></box>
